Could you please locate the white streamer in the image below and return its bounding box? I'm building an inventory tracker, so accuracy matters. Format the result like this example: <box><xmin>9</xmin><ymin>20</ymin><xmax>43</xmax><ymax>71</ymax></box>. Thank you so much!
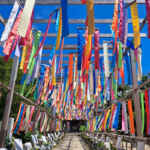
<box><xmin>0</xmin><ymin>1</ymin><xmax>19</xmax><ymax>42</ymax></box>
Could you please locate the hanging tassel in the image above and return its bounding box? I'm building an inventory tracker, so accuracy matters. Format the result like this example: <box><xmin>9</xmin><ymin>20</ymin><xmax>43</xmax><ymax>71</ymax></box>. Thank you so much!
<box><xmin>13</xmin><ymin>104</ymin><xmax>25</xmax><ymax>134</ymax></box>
<box><xmin>23</xmin><ymin>31</ymin><xmax>33</xmax><ymax>73</ymax></box>
<box><xmin>112</xmin><ymin>102</ymin><xmax>121</xmax><ymax>130</ymax></box>
<box><xmin>112</xmin><ymin>0</ymin><xmax>119</xmax><ymax>53</ymax></box>
<box><xmin>68</xmin><ymin>54</ymin><xmax>74</xmax><ymax>86</ymax></box>
<box><xmin>61</xmin><ymin>0</ymin><xmax>69</xmax><ymax>37</ymax></box>
<box><xmin>41</xmin><ymin>66</ymin><xmax>50</xmax><ymax>101</ymax></box>
<box><xmin>145</xmin><ymin>90</ymin><xmax>150</xmax><ymax>135</ymax></box>
<box><xmin>86</xmin><ymin>0</ymin><xmax>95</xmax><ymax>34</ymax></box>
<box><xmin>137</xmin><ymin>48</ymin><xmax>142</xmax><ymax>81</ymax></box>
<box><xmin>3</xmin><ymin>10</ymin><xmax>22</xmax><ymax>55</ymax></box>
<box><xmin>122</xmin><ymin>102</ymin><xmax>128</xmax><ymax>133</ymax></box>
<box><xmin>34</xmin><ymin>11</ymin><xmax>54</xmax><ymax>57</ymax></box>
<box><xmin>124</xmin><ymin>53</ymin><xmax>132</xmax><ymax>85</ymax></box>
<box><xmin>56</xmin><ymin>8</ymin><xmax>62</xmax><ymax>50</ymax></box>
<box><xmin>118</xmin><ymin>42</ymin><xmax>123</xmax><ymax>69</ymax></box>
<box><xmin>119</xmin><ymin>0</ymin><xmax>124</xmax><ymax>41</ymax></box>
<box><xmin>18</xmin><ymin>105</ymin><xmax>26</xmax><ymax>133</ymax></box>
<box><xmin>130</xmin><ymin>2</ymin><xmax>140</xmax><ymax>49</ymax></box>
<box><xmin>0</xmin><ymin>0</ymin><xmax>19</xmax><ymax>43</ymax></box>
<box><xmin>145</xmin><ymin>0</ymin><xmax>150</xmax><ymax>38</ymax></box>
<box><xmin>94</xmin><ymin>29</ymin><xmax>100</xmax><ymax>70</ymax></box>
<box><xmin>103</xmin><ymin>43</ymin><xmax>110</xmax><ymax>78</ymax></box>
<box><xmin>140</xmin><ymin>92</ymin><xmax>145</xmax><ymax>135</ymax></box>
<box><xmin>77</xmin><ymin>29</ymin><xmax>84</xmax><ymax>70</ymax></box>
<box><xmin>52</xmin><ymin>57</ymin><xmax>56</xmax><ymax>86</ymax></box>
<box><xmin>17</xmin><ymin>0</ymin><xmax>35</xmax><ymax>37</ymax></box>
<box><xmin>28</xmin><ymin>106</ymin><xmax>35</xmax><ymax>127</ymax></box>
<box><xmin>128</xmin><ymin>100</ymin><xmax>135</xmax><ymax>135</ymax></box>
<box><xmin>104</xmin><ymin>109</ymin><xmax>111</xmax><ymax>131</ymax></box>
<box><xmin>28</xmin><ymin>31</ymin><xmax>41</xmax><ymax>69</ymax></box>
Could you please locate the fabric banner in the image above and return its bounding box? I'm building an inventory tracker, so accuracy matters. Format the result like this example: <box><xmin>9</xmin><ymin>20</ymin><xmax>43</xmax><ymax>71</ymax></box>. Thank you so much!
<box><xmin>17</xmin><ymin>0</ymin><xmax>35</xmax><ymax>37</ymax></box>
<box><xmin>86</xmin><ymin>0</ymin><xmax>95</xmax><ymax>34</ymax></box>
<box><xmin>130</xmin><ymin>2</ymin><xmax>140</xmax><ymax>49</ymax></box>
<box><xmin>128</xmin><ymin>100</ymin><xmax>135</xmax><ymax>135</ymax></box>
<box><xmin>103</xmin><ymin>43</ymin><xmax>110</xmax><ymax>78</ymax></box>
<box><xmin>0</xmin><ymin>0</ymin><xmax>19</xmax><ymax>42</ymax></box>
<box><xmin>61</xmin><ymin>0</ymin><xmax>69</xmax><ymax>37</ymax></box>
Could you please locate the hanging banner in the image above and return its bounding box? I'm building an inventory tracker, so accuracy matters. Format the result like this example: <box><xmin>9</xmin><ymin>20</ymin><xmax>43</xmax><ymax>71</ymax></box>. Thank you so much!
<box><xmin>103</xmin><ymin>43</ymin><xmax>110</xmax><ymax>78</ymax></box>
<box><xmin>18</xmin><ymin>0</ymin><xmax>35</xmax><ymax>37</ymax></box>
<box><xmin>86</xmin><ymin>0</ymin><xmax>95</xmax><ymax>34</ymax></box>
<box><xmin>94</xmin><ymin>30</ymin><xmax>100</xmax><ymax>70</ymax></box>
<box><xmin>128</xmin><ymin>100</ymin><xmax>135</xmax><ymax>135</ymax></box>
<box><xmin>145</xmin><ymin>0</ymin><xmax>150</xmax><ymax>38</ymax></box>
<box><xmin>130</xmin><ymin>2</ymin><xmax>140</xmax><ymax>49</ymax></box>
<box><xmin>0</xmin><ymin>0</ymin><xmax>19</xmax><ymax>43</ymax></box>
<box><xmin>61</xmin><ymin>0</ymin><xmax>69</xmax><ymax>37</ymax></box>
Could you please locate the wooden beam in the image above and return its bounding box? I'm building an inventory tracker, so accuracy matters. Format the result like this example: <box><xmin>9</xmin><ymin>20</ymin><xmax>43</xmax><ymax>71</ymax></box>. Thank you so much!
<box><xmin>43</xmin><ymin>44</ymin><xmax>113</xmax><ymax>50</ymax></box>
<box><xmin>32</xmin><ymin>19</ymin><xmax>144</xmax><ymax>24</ymax></box>
<box><xmin>0</xmin><ymin>81</ymin><xmax>53</xmax><ymax>117</ymax></box>
<box><xmin>0</xmin><ymin>0</ymin><xmax>145</xmax><ymax>5</ymax></box>
<box><xmin>91</xmin><ymin>132</ymin><xmax>150</xmax><ymax>144</ymax></box>
<box><xmin>42</xmin><ymin>33</ymin><xmax>147</xmax><ymax>38</ymax></box>
<box><xmin>0</xmin><ymin>15</ymin><xmax>5</xmax><ymax>25</ymax></box>
<box><xmin>130</xmin><ymin>50</ymin><xmax>142</xmax><ymax>136</ymax></box>
<box><xmin>42</xmin><ymin>53</ymin><xmax>113</xmax><ymax>57</ymax></box>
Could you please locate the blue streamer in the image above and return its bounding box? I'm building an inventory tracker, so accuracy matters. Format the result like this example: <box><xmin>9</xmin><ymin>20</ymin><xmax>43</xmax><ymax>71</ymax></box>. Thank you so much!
<box><xmin>20</xmin><ymin>74</ymin><xmax>27</xmax><ymax>85</ymax></box>
<box><xmin>111</xmin><ymin>51</ymin><xmax>117</xmax><ymax>70</ymax></box>
<box><xmin>93</xmin><ymin>70</ymin><xmax>96</xmax><ymax>94</ymax></box>
<box><xmin>14</xmin><ymin>104</ymin><xmax>25</xmax><ymax>134</ymax></box>
<box><xmin>63</xmin><ymin>66</ymin><xmax>68</xmax><ymax>92</ymax></box>
<box><xmin>77</xmin><ymin>29</ymin><xmax>84</xmax><ymax>70</ymax></box>
<box><xmin>124</xmin><ymin>53</ymin><xmax>132</xmax><ymax>85</ymax></box>
<box><xmin>61</xmin><ymin>0</ymin><xmax>69</xmax><ymax>37</ymax></box>
<box><xmin>112</xmin><ymin>102</ymin><xmax>121</xmax><ymax>129</ymax></box>
<box><xmin>126</xmin><ymin>39</ymin><xmax>134</xmax><ymax>50</ymax></box>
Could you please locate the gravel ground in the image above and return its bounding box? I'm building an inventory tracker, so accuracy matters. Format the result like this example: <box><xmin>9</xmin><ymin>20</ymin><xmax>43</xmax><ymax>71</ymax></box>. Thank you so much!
<box><xmin>52</xmin><ymin>133</ymin><xmax>90</xmax><ymax>150</ymax></box>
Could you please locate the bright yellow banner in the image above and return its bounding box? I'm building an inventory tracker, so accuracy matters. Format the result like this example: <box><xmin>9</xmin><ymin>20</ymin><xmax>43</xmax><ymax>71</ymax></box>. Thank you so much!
<box><xmin>130</xmin><ymin>2</ymin><xmax>140</xmax><ymax>49</ymax></box>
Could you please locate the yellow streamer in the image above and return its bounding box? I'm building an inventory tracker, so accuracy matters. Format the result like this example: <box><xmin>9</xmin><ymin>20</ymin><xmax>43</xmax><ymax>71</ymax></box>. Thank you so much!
<box><xmin>85</xmin><ymin>34</ymin><xmax>92</xmax><ymax>56</ymax></box>
<box><xmin>56</xmin><ymin>8</ymin><xmax>62</xmax><ymax>50</ymax></box>
<box><xmin>20</xmin><ymin>46</ymin><xmax>27</xmax><ymax>70</ymax></box>
<box><xmin>130</xmin><ymin>2</ymin><xmax>140</xmax><ymax>49</ymax></box>
<box><xmin>104</xmin><ymin>109</ymin><xmax>111</xmax><ymax>130</ymax></box>
<box><xmin>52</xmin><ymin>58</ymin><xmax>56</xmax><ymax>86</ymax></box>
<box><xmin>86</xmin><ymin>0</ymin><xmax>95</xmax><ymax>34</ymax></box>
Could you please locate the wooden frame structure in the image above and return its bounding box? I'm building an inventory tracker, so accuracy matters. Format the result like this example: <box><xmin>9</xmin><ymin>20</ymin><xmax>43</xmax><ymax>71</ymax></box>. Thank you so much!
<box><xmin>0</xmin><ymin>0</ymin><xmax>149</xmax><ymax>149</ymax></box>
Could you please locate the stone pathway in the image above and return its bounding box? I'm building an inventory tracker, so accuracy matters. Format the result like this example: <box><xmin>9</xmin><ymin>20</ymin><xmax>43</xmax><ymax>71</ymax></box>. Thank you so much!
<box><xmin>52</xmin><ymin>133</ymin><xmax>90</xmax><ymax>150</ymax></box>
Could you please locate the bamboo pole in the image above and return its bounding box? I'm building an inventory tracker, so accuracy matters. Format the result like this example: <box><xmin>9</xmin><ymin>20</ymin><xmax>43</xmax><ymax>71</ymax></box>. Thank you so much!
<box><xmin>0</xmin><ymin>56</ymin><xmax>19</xmax><ymax>147</ymax></box>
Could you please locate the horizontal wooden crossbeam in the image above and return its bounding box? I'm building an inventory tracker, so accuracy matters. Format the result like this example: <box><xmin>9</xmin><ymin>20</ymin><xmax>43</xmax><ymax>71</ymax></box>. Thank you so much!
<box><xmin>42</xmin><ymin>53</ymin><xmax>113</xmax><ymax>57</ymax></box>
<box><xmin>0</xmin><ymin>0</ymin><xmax>145</xmax><ymax>5</ymax></box>
<box><xmin>43</xmin><ymin>45</ymin><xmax>113</xmax><ymax>50</ymax></box>
<box><xmin>33</xmin><ymin>19</ymin><xmax>144</xmax><ymax>24</ymax></box>
<box><xmin>0</xmin><ymin>15</ymin><xmax>5</xmax><ymax>25</ymax></box>
<box><xmin>42</xmin><ymin>33</ymin><xmax>147</xmax><ymax>38</ymax></box>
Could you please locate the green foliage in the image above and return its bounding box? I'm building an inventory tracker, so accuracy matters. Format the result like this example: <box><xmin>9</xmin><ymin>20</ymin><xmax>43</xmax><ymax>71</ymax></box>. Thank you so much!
<box><xmin>79</xmin><ymin>125</ymin><xmax>87</xmax><ymax>132</ymax></box>
<box><xmin>0</xmin><ymin>57</ymin><xmax>23</xmax><ymax>120</ymax></box>
<box><xmin>14</xmin><ymin>131</ymin><xmax>32</xmax><ymax>143</ymax></box>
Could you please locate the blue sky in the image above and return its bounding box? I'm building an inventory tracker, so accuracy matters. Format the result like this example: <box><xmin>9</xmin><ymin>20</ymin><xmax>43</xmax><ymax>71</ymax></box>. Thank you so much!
<box><xmin>0</xmin><ymin>2</ymin><xmax>149</xmax><ymax>75</ymax></box>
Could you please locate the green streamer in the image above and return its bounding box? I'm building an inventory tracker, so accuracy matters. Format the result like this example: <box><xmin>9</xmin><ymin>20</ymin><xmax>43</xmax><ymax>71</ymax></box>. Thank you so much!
<box><xmin>28</xmin><ymin>31</ymin><xmax>41</xmax><ymax>69</ymax></box>
<box><xmin>118</xmin><ymin>42</ymin><xmax>123</xmax><ymax>69</ymax></box>
<box><xmin>20</xmin><ymin>78</ymin><xmax>27</xmax><ymax>96</ymax></box>
<box><xmin>20</xmin><ymin>31</ymin><xmax>41</xmax><ymax>96</ymax></box>
<box><xmin>114</xmin><ymin>79</ymin><xmax>118</xmax><ymax>99</ymax></box>
<box><xmin>140</xmin><ymin>92</ymin><xmax>145</xmax><ymax>134</ymax></box>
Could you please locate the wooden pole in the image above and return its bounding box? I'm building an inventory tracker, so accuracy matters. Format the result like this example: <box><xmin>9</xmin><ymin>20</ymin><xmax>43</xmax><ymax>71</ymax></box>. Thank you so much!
<box><xmin>130</xmin><ymin>50</ymin><xmax>142</xmax><ymax>137</ymax></box>
<box><xmin>0</xmin><ymin>56</ymin><xmax>19</xmax><ymax>147</ymax></box>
